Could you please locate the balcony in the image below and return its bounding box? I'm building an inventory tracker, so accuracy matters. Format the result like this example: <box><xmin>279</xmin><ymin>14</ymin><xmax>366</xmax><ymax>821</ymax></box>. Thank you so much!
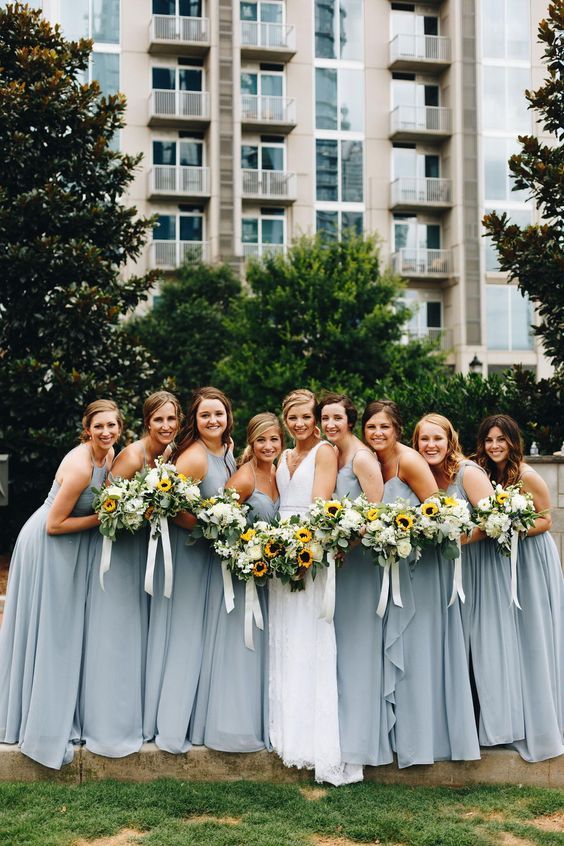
<box><xmin>390</xmin><ymin>105</ymin><xmax>452</xmax><ymax>141</ymax></box>
<box><xmin>241</xmin><ymin>95</ymin><xmax>296</xmax><ymax>133</ymax></box>
<box><xmin>241</xmin><ymin>170</ymin><xmax>297</xmax><ymax>204</ymax></box>
<box><xmin>389</xmin><ymin>34</ymin><xmax>451</xmax><ymax>72</ymax></box>
<box><xmin>240</xmin><ymin>21</ymin><xmax>296</xmax><ymax>61</ymax></box>
<box><xmin>392</xmin><ymin>248</ymin><xmax>452</xmax><ymax>278</ymax></box>
<box><xmin>148</xmin><ymin>166</ymin><xmax>210</xmax><ymax>201</ymax></box>
<box><xmin>406</xmin><ymin>327</ymin><xmax>453</xmax><ymax>351</ymax></box>
<box><xmin>149</xmin><ymin>15</ymin><xmax>210</xmax><ymax>55</ymax></box>
<box><xmin>150</xmin><ymin>240</ymin><xmax>209</xmax><ymax>269</ymax></box>
<box><xmin>148</xmin><ymin>89</ymin><xmax>210</xmax><ymax>128</ymax></box>
<box><xmin>242</xmin><ymin>243</ymin><xmax>286</xmax><ymax>260</ymax></box>
<box><xmin>391</xmin><ymin>177</ymin><xmax>452</xmax><ymax>210</ymax></box>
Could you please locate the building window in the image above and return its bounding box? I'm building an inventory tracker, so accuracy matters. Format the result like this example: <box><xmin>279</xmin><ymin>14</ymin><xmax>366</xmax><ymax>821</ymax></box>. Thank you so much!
<box><xmin>486</xmin><ymin>285</ymin><xmax>533</xmax><ymax>350</ymax></box>
<box><xmin>316</xmin><ymin>139</ymin><xmax>363</xmax><ymax>202</ymax></box>
<box><xmin>155</xmin><ymin>212</ymin><xmax>204</xmax><ymax>242</ymax></box>
<box><xmin>391</xmin><ymin>10</ymin><xmax>439</xmax><ymax>37</ymax></box>
<box><xmin>392</xmin><ymin>146</ymin><xmax>440</xmax><ymax>179</ymax></box>
<box><xmin>483</xmin><ymin>208</ymin><xmax>532</xmax><ymax>272</ymax></box>
<box><xmin>481</xmin><ymin>0</ymin><xmax>529</xmax><ymax>61</ymax></box>
<box><xmin>153</xmin><ymin>139</ymin><xmax>204</xmax><ymax>166</ymax></box>
<box><xmin>483</xmin><ymin>137</ymin><xmax>529</xmax><ymax>203</ymax></box>
<box><xmin>315</xmin><ymin>67</ymin><xmax>364</xmax><ymax>132</ymax></box>
<box><xmin>153</xmin><ymin>65</ymin><xmax>203</xmax><ymax>93</ymax></box>
<box><xmin>241</xmin><ymin>69</ymin><xmax>284</xmax><ymax>98</ymax></box>
<box><xmin>241</xmin><ymin>1</ymin><xmax>283</xmax><ymax>23</ymax></box>
<box><xmin>60</xmin><ymin>0</ymin><xmax>120</xmax><ymax>43</ymax></box>
<box><xmin>315</xmin><ymin>0</ymin><xmax>364</xmax><ymax>61</ymax></box>
<box><xmin>316</xmin><ymin>210</ymin><xmax>363</xmax><ymax>240</ymax></box>
<box><xmin>91</xmin><ymin>52</ymin><xmax>119</xmax><ymax>97</ymax></box>
<box><xmin>392</xmin><ymin>78</ymin><xmax>440</xmax><ymax>109</ymax></box>
<box><xmin>483</xmin><ymin>66</ymin><xmax>530</xmax><ymax>133</ymax></box>
<box><xmin>394</xmin><ymin>215</ymin><xmax>441</xmax><ymax>251</ymax></box>
<box><xmin>153</xmin><ymin>0</ymin><xmax>203</xmax><ymax>15</ymax></box>
<box><xmin>242</xmin><ymin>211</ymin><xmax>285</xmax><ymax>254</ymax></box>
<box><xmin>402</xmin><ymin>290</ymin><xmax>443</xmax><ymax>340</ymax></box>
<box><xmin>241</xmin><ymin>142</ymin><xmax>284</xmax><ymax>170</ymax></box>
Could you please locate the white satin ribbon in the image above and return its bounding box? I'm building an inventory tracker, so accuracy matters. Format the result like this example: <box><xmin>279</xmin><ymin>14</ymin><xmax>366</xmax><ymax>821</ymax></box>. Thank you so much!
<box><xmin>144</xmin><ymin>530</ymin><xmax>158</xmax><ymax>597</ymax></box>
<box><xmin>144</xmin><ymin>517</ymin><xmax>174</xmax><ymax>599</ymax></box>
<box><xmin>320</xmin><ymin>551</ymin><xmax>336</xmax><ymax>623</ymax></box>
<box><xmin>448</xmin><ymin>538</ymin><xmax>466</xmax><ymax>607</ymax></box>
<box><xmin>376</xmin><ymin>559</ymin><xmax>403</xmax><ymax>618</ymax></box>
<box><xmin>391</xmin><ymin>560</ymin><xmax>403</xmax><ymax>608</ymax></box>
<box><xmin>510</xmin><ymin>531</ymin><xmax>522</xmax><ymax>609</ymax></box>
<box><xmin>99</xmin><ymin>536</ymin><xmax>113</xmax><ymax>591</ymax></box>
<box><xmin>244</xmin><ymin>579</ymin><xmax>264</xmax><ymax>650</ymax></box>
<box><xmin>222</xmin><ymin>561</ymin><xmax>235</xmax><ymax>613</ymax></box>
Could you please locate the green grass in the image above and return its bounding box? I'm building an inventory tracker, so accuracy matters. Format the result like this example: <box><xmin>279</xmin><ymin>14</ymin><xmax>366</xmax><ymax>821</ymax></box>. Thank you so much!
<box><xmin>0</xmin><ymin>780</ymin><xmax>562</xmax><ymax>846</ymax></box>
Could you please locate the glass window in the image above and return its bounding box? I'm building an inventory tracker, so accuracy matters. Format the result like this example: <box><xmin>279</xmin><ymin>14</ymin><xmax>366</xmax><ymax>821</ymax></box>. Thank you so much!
<box><xmin>316</xmin><ymin>68</ymin><xmax>337</xmax><ymax>130</ymax></box>
<box><xmin>241</xmin><ymin>1</ymin><xmax>258</xmax><ymax>20</ymax></box>
<box><xmin>153</xmin><ymin>140</ymin><xmax>176</xmax><ymax>165</ymax></box>
<box><xmin>341</xmin><ymin>140</ymin><xmax>363</xmax><ymax>202</ymax></box>
<box><xmin>426</xmin><ymin>301</ymin><xmax>442</xmax><ymax>328</ymax></box>
<box><xmin>342</xmin><ymin>211</ymin><xmax>363</xmax><ymax>236</ymax></box>
<box><xmin>261</xmin><ymin>2</ymin><xmax>283</xmax><ymax>23</ymax></box>
<box><xmin>507</xmin><ymin>0</ymin><xmax>529</xmax><ymax>59</ymax></box>
<box><xmin>486</xmin><ymin>286</ymin><xmax>510</xmax><ymax>349</ymax></box>
<box><xmin>242</xmin><ymin>218</ymin><xmax>259</xmax><ymax>243</ymax></box>
<box><xmin>315</xmin><ymin>0</ymin><xmax>336</xmax><ymax>59</ymax></box>
<box><xmin>316</xmin><ymin>139</ymin><xmax>338</xmax><ymax>201</ymax></box>
<box><xmin>483</xmin><ymin>67</ymin><xmax>530</xmax><ymax>132</ymax></box>
<box><xmin>180</xmin><ymin>215</ymin><xmax>203</xmax><ymax>241</ymax></box>
<box><xmin>60</xmin><ymin>0</ymin><xmax>89</xmax><ymax>40</ymax></box>
<box><xmin>179</xmin><ymin>68</ymin><xmax>202</xmax><ymax>91</ymax></box>
<box><xmin>486</xmin><ymin>286</ymin><xmax>533</xmax><ymax>350</ymax></box>
<box><xmin>340</xmin><ymin>69</ymin><xmax>363</xmax><ymax>131</ymax></box>
<box><xmin>317</xmin><ymin>211</ymin><xmax>339</xmax><ymax>241</ymax></box>
<box><xmin>92</xmin><ymin>0</ymin><xmax>119</xmax><ymax>43</ymax></box>
<box><xmin>241</xmin><ymin>145</ymin><xmax>259</xmax><ymax>169</ymax></box>
<box><xmin>241</xmin><ymin>72</ymin><xmax>258</xmax><ymax>95</ymax></box>
<box><xmin>484</xmin><ymin>138</ymin><xmax>528</xmax><ymax>203</ymax></box>
<box><xmin>153</xmin><ymin>67</ymin><xmax>175</xmax><ymax>90</ymax></box>
<box><xmin>510</xmin><ymin>286</ymin><xmax>533</xmax><ymax>349</ymax></box>
<box><xmin>339</xmin><ymin>0</ymin><xmax>363</xmax><ymax>60</ymax></box>
<box><xmin>261</xmin><ymin>146</ymin><xmax>284</xmax><ymax>170</ymax></box>
<box><xmin>92</xmin><ymin>53</ymin><xmax>119</xmax><ymax>97</ymax></box>
<box><xmin>482</xmin><ymin>0</ymin><xmax>504</xmax><ymax>59</ymax></box>
<box><xmin>153</xmin><ymin>0</ymin><xmax>176</xmax><ymax>14</ymax></box>
<box><xmin>180</xmin><ymin>140</ymin><xmax>203</xmax><ymax>166</ymax></box>
<box><xmin>155</xmin><ymin>215</ymin><xmax>176</xmax><ymax>240</ymax></box>
<box><xmin>262</xmin><ymin>218</ymin><xmax>284</xmax><ymax>244</ymax></box>
<box><xmin>260</xmin><ymin>73</ymin><xmax>283</xmax><ymax>97</ymax></box>
<box><xmin>484</xmin><ymin>208</ymin><xmax>533</xmax><ymax>272</ymax></box>
<box><xmin>393</xmin><ymin>147</ymin><xmax>417</xmax><ymax>179</ymax></box>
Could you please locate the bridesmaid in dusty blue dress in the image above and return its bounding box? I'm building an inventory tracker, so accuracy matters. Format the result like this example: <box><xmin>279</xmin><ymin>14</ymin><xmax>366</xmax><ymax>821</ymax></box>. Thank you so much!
<box><xmin>319</xmin><ymin>393</ymin><xmax>392</xmax><ymax>767</ymax></box>
<box><xmin>0</xmin><ymin>400</ymin><xmax>121</xmax><ymax>769</ymax></box>
<box><xmin>414</xmin><ymin>413</ymin><xmax>524</xmax><ymax>747</ymax></box>
<box><xmin>80</xmin><ymin>391</ymin><xmax>181</xmax><ymax>758</ymax></box>
<box><xmin>476</xmin><ymin>414</ymin><xmax>563</xmax><ymax>762</ymax></box>
<box><xmin>144</xmin><ymin>386</ymin><xmax>235</xmax><ymax>753</ymax></box>
<box><xmin>363</xmin><ymin>400</ymin><xmax>479</xmax><ymax>768</ymax></box>
<box><xmin>189</xmin><ymin>412</ymin><xmax>281</xmax><ymax>751</ymax></box>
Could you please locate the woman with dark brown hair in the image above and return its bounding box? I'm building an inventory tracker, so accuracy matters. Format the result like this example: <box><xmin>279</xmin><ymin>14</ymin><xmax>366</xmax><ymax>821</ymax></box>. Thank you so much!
<box><xmin>476</xmin><ymin>414</ymin><xmax>563</xmax><ymax>762</ymax></box>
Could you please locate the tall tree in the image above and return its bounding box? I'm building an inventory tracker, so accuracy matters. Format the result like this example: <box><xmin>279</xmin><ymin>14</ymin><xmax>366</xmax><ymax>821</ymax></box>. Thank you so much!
<box><xmin>0</xmin><ymin>3</ymin><xmax>156</xmax><ymax>547</ymax></box>
<box><xmin>483</xmin><ymin>1</ymin><xmax>564</xmax><ymax>368</ymax></box>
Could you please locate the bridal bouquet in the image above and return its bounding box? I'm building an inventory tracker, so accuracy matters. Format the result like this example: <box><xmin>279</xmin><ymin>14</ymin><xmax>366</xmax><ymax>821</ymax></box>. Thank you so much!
<box><xmin>416</xmin><ymin>494</ymin><xmax>474</xmax><ymax>559</ymax></box>
<box><xmin>93</xmin><ymin>477</ymin><xmax>146</xmax><ymax>541</ymax></box>
<box><xmin>473</xmin><ymin>483</ymin><xmax>538</xmax><ymax>556</ymax></box>
<box><xmin>307</xmin><ymin>497</ymin><xmax>365</xmax><ymax>564</ymax></box>
<box><xmin>214</xmin><ymin>521</ymin><xmax>273</xmax><ymax>585</ymax></box>
<box><xmin>138</xmin><ymin>457</ymin><xmax>201</xmax><ymax>537</ymax></box>
<box><xmin>260</xmin><ymin>517</ymin><xmax>324</xmax><ymax>591</ymax></box>
<box><xmin>356</xmin><ymin>496</ymin><xmax>421</xmax><ymax>567</ymax></box>
<box><xmin>190</xmin><ymin>487</ymin><xmax>249</xmax><ymax>544</ymax></box>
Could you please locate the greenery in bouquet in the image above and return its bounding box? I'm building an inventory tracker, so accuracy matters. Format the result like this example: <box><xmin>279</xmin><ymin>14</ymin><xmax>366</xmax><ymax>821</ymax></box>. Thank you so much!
<box><xmin>137</xmin><ymin>456</ymin><xmax>201</xmax><ymax>537</ymax></box>
<box><xmin>214</xmin><ymin>520</ymin><xmax>274</xmax><ymax>586</ymax></box>
<box><xmin>307</xmin><ymin>497</ymin><xmax>365</xmax><ymax>565</ymax></box>
<box><xmin>416</xmin><ymin>494</ymin><xmax>474</xmax><ymax>559</ymax></box>
<box><xmin>190</xmin><ymin>488</ymin><xmax>249</xmax><ymax>545</ymax></box>
<box><xmin>355</xmin><ymin>496</ymin><xmax>422</xmax><ymax>567</ymax></box>
<box><xmin>473</xmin><ymin>483</ymin><xmax>539</xmax><ymax>557</ymax></box>
<box><xmin>258</xmin><ymin>516</ymin><xmax>325</xmax><ymax>591</ymax></box>
<box><xmin>92</xmin><ymin>477</ymin><xmax>146</xmax><ymax>541</ymax></box>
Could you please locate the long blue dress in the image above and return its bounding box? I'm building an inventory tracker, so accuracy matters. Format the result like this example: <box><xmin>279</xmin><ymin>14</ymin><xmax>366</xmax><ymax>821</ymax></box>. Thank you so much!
<box><xmin>509</xmin><ymin>469</ymin><xmax>564</xmax><ymax>762</ymax></box>
<box><xmin>0</xmin><ymin>461</ymin><xmax>106</xmax><ymax>769</ymax></box>
<box><xmin>448</xmin><ymin>461</ymin><xmax>524</xmax><ymax>746</ymax></box>
<box><xmin>189</xmin><ymin>485</ymin><xmax>275</xmax><ymax>751</ymax></box>
<box><xmin>383</xmin><ymin>470</ymin><xmax>480</xmax><ymax>768</ymax></box>
<box><xmin>143</xmin><ymin>448</ymin><xmax>234</xmax><ymax>753</ymax></box>
<box><xmin>333</xmin><ymin>456</ymin><xmax>393</xmax><ymax>766</ymax></box>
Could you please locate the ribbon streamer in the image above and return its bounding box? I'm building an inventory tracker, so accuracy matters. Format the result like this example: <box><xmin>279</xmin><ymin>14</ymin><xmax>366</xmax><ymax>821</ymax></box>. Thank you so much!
<box><xmin>244</xmin><ymin>579</ymin><xmax>264</xmax><ymax>650</ymax></box>
<box><xmin>144</xmin><ymin>530</ymin><xmax>159</xmax><ymax>597</ymax></box>
<box><xmin>391</xmin><ymin>560</ymin><xmax>403</xmax><ymax>608</ymax></box>
<box><xmin>99</xmin><ymin>536</ymin><xmax>113</xmax><ymax>591</ymax></box>
<box><xmin>376</xmin><ymin>559</ymin><xmax>404</xmax><ymax>619</ymax></box>
<box><xmin>448</xmin><ymin>538</ymin><xmax>466</xmax><ymax>607</ymax></box>
<box><xmin>510</xmin><ymin>531</ymin><xmax>522</xmax><ymax>609</ymax></box>
<box><xmin>160</xmin><ymin>516</ymin><xmax>173</xmax><ymax>599</ymax></box>
<box><xmin>222</xmin><ymin>561</ymin><xmax>235</xmax><ymax>613</ymax></box>
<box><xmin>320</xmin><ymin>551</ymin><xmax>337</xmax><ymax>623</ymax></box>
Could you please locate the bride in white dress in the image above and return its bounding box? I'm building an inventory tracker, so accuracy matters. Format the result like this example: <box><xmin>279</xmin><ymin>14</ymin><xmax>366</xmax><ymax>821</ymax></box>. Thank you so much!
<box><xmin>269</xmin><ymin>389</ymin><xmax>363</xmax><ymax>785</ymax></box>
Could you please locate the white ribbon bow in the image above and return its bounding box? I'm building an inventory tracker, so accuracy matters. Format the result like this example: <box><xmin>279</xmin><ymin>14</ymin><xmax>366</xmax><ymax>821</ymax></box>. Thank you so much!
<box><xmin>145</xmin><ymin>516</ymin><xmax>174</xmax><ymax>599</ymax></box>
<box><xmin>221</xmin><ymin>561</ymin><xmax>235</xmax><ymax>614</ymax></box>
<box><xmin>376</xmin><ymin>559</ymin><xmax>403</xmax><ymax>618</ymax></box>
<box><xmin>244</xmin><ymin>579</ymin><xmax>264</xmax><ymax>650</ymax></box>
<box><xmin>509</xmin><ymin>531</ymin><xmax>522</xmax><ymax>609</ymax></box>
<box><xmin>448</xmin><ymin>538</ymin><xmax>466</xmax><ymax>607</ymax></box>
<box><xmin>99</xmin><ymin>536</ymin><xmax>113</xmax><ymax>591</ymax></box>
<box><xmin>320</xmin><ymin>551</ymin><xmax>337</xmax><ymax>623</ymax></box>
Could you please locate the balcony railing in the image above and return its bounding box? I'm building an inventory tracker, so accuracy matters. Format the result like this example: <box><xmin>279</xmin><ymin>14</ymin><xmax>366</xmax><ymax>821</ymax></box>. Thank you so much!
<box><xmin>151</xmin><ymin>240</ymin><xmax>209</xmax><ymax>268</ymax></box>
<box><xmin>149</xmin><ymin>165</ymin><xmax>210</xmax><ymax>198</ymax></box>
<box><xmin>149</xmin><ymin>15</ymin><xmax>210</xmax><ymax>51</ymax></box>
<box><xmin>389</xmin><ymin>34</ymin><xmax>451</xmax><ymax>66</ymax></box>
<box><xmin>392</xmin><ymin>248</ymin><xmax>452</xmax><ymax>277</ymax></box>
<box><xmin>240</xmin><ymin>21</ymin><xmax>296</xmax><ymax>54</ymax></box>
<box><xmin>390</xmin><ymin>105</ymin><xmax>452</xmax><ymax>138</ymax></box>
<box><xmin>149</xmin><ymin>90</ymin><xmax>210</xmax><ymax>124</ymax></box>
<box><xmin>242</xmin><ymin>243</ymin><xmax>286</xmax><ymax>259</ymax></box>
<box><xmin>241</xmin><ymin>169</ymin><xmax>296</xmax><ymax>201</ymax></box>
<box><xmin>391</xmin><ymin>177</ymin><xmax>452</xmax><ymax>207</ymax></box>
<box><xmin>241</xmin><ymin>94</ymin><xmax>296</xmax><ymax>127</ymax></box>
<box><xmin>406</xmin><ymin>327</ymin><xmax>452</xmax><ymax>350</ymax></box>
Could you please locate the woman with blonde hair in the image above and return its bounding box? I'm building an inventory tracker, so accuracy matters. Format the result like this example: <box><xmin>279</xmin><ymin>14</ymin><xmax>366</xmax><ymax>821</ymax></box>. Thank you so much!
<box><xmin>80</xmin><ymin>391</ymin><xmax>182</xmax><ymax>759</ymax></box>
<box><xmin>0</xmin><ymin>400</ymin><xmax>122</xmax><ymax>769</ymax></box>
<box><xmin>414</xmin><ymin>413</ymin><xmax>524</xmax><ymax>750</ymax></box>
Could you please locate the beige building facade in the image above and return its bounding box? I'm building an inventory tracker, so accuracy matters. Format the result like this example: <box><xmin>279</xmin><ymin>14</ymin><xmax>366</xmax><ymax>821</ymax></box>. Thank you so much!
<box><xmin>36</xmin><ymin>0</ymin><xmax>552</xmax><ymax>377</ymax></box>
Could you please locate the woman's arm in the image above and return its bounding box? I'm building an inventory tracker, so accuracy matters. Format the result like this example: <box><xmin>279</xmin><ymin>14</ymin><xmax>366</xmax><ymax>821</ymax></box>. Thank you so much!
<box><xmin>173</xmin><ymin>446</ymin><xmax>207</xmax><ymax>530</ymax></box>
<box><xmin>400</xmin><ymin>449</ymin><xmax>439</xmax><ymax>502</ymax></box>
<box><xmin>312</xmin><ymin>442</ymin><xmax>338</xmax><ymax>501</ymax></box>
<box><xmin>461</xmin><ymin>464</ymin><xmax>493</xmax><ymax>545</ymax></box>
<box><xmin>226</xmin><ymin>464</ymin><xmax>255</xmax><ymax>504</ymax></box>
<box><xmin>520</xmin><ymin>468</ymin><xmax>552</xmax><ymax>536</ymax></box>
<box><xmin>46</xmin><ymin>454</ymin><xmax>99</xmax><ymax>535</ymax></box>
<box><xmin>353</xmin><ymin>450</ymin><xmax>384</xmax><ymax>503</ymax></box>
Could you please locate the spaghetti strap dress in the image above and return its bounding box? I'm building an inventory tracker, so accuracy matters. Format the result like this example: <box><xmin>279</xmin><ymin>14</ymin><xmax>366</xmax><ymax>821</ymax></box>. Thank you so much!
<box><xmin>448</xmin><ymin>461</ymin><xmax>524</xmax><ymax>746</ymax></box>
<box><xmin>0</xmin><ymin>459</ymin><xmax>106</xmax><ymax>769</ymax></box>
<box><xmin>334</xmin><ymin>454</ymin><xmax>393</xmax><ymax>766</ymax></box>
<box><xmin>143</xmin><ymin>447</ymin><xmax>234</xmax><ymax>753</ymax></box>
<box><xmin>189</xmin><ymin>484</ymin><xmax>275</xmax><ymax>751</ymax></box>
<box><xmin>509</xmin><ymin>470</ymin><xmax>564</xmax><ymax>762</ymax></box>
<box><xmin>383</xmin><ymin>467</ymin><xmax>480</xmax><ymax>768</ymax></box>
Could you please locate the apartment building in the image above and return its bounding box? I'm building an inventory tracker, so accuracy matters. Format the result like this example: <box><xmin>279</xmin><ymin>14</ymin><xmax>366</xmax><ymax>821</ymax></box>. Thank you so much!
<box><xmin>32</xmin><ymin>1</ymin><xmax>552</xmax><ymax>376</ymax></box>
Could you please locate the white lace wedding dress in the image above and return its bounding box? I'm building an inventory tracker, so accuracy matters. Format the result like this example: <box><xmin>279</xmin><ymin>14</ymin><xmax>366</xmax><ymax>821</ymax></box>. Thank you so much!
<box><xmin>269</xmin><ymin>442</ymin><xmax>363</xmax><ymax>785</ymax></box>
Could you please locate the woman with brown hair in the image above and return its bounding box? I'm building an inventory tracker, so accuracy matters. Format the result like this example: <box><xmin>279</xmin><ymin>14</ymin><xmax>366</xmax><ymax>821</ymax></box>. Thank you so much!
<box><xmin>143</xmin><ymin>386</ymin><xmax>237</xmax><ymax>754</ymax></box>
<box><xmin>80</xmin><ymin>391</ymin><xmax>182</xmax><ymax>759</ymax></box>
<box><xmin>476</xmin><ymin>414</ymin><xmax>563</xmax><ymax>762</ymax></box>
<box><xmin>0</xmin><ymin>400</ymin><xmax>122</xmax><ymax>769</ymax></box>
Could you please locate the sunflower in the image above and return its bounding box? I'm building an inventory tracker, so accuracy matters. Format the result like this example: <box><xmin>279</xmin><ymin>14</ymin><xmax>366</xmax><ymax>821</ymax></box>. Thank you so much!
<box><xmin>443</xmin><ymin>496</ymin><xmax>458</xmax><ymax>507</ymax></box>
<box><xmin>103</xmin><ymin>499</ymin><xmax>117</xmax><ymax>513</ymax></box>
<box><xmin>420</xmin><ymin>502</ymin><xmax>439</xmax><ymax>517</ymax></box>
<box><xmin>395</xmin><ymin>512</ymin><xmax>414</xmax><ymax>531</ymax></box>
<box><xmin>252</xmin><ymin>561</ymin><xmax>268</xmax><ymax>578</ymax></box>
<box><xmin>264</xmin><ymin>540</ymin><xmax>282</xmax><ymax>558</ymax></box>
<box><xmin>177</xmin><ymin>473</ymin><xmax>187</xmax><ymax>482</ymax></box>
<box><xmin>144</xmin><ymin>505</ymin><xmax>154</xmax><ymax>521</ymax></box>
<box><xmin>294</xmin><ymin>526</ymin><xmax>313</xmax><ymax>543</ymax></box>
<box><xmin>496</xmin><ymin>491</ymin><xmax>510</xmax><ymax>505</ymax></box>
<box><xmin>297</xmin><ymin>547</ymin><xmax>313</xmax><ymax>569</ymax></box>
<box><xmin>156</xmin><ymin>478</ymin><xmax>172</xmax><ymax>492</ymax></box>
<box><xmin>366</xmin><ymin>507</ymin><xmax>380</xmax><ymax>522</ymax></box>
<box><xmin>201</xmin><ymin>497</ymin><xmax>217</xmax><ymax>508</ymax></box>
<box><xmin>240</xmin><ymin>528</ymin><xmax>257</xmax><ymax>543</ymax></box>
<box><xmin>324</xmin><ymin>500</ymin><xmax>342</xmax><ymax>518</ymax></box>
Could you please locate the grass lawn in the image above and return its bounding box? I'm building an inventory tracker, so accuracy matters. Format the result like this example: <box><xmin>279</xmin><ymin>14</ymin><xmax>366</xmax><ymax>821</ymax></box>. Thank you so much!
<box><xmin>0</xmin><ymin>779</ymin><xmax>562</xmax><ymax>846</ymax></box>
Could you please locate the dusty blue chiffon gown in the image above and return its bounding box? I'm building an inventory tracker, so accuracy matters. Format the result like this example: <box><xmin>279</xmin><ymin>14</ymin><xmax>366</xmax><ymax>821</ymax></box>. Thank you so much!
<box><xmin>189</xmin><ymin>484</ymin><xmax>275</xmax><ymax>751</ymax></box>
<box><xmin>0</xmin><ymin>460</ymin><xmax>105</xmax><ymax>769</ymax></box>
<box><xmin>448</xmin><ymin>461</ymin><xmax>524</xmax><ymax>747</ymax></box>
<box><xmin>383</xmin><ymin>465</ymin><xmax>480</xmax><ymax>768</ymax></box>
<box><xmin>333</xmin><ymin>455</ymin><xmax>393</xmax><ymax>766</ymax></box>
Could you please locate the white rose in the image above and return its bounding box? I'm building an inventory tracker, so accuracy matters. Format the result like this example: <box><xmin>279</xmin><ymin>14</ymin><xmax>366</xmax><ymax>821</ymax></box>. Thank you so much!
<box><xmin>247</xmin><ymin>543</ymin><xmax>263</xmax><ymax>561</ymax></box>
<box><xmin>309</xmin><ymin>541</ymin><xmax>324</xmax><ymax>562</ymax></box>
<box><xmin>144</xmin><ymin>469</ymin><xmax>159</xmax><ymax>490</ymax></box>
<box><xmin>397</xmin><ymin>539</ymin><xmax>412</xmax><ymax>559</ymax></box>
<box><xmin>105</xmin><ymin>485</ymin><xmax>124</xmax><ymax>500</ymax></box>
<box><xmin>511</xmin><ymin>494</ymin><xmax>528</xmax><ymax>512</ymax></box>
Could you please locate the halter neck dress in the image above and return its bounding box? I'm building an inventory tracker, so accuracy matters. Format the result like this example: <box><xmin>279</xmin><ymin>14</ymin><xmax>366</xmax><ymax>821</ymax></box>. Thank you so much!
<box><xmin>334</xmin><ymin>453</ymin><xmax>393</xmax><ymax>766</ymax></box>
<box><xmin>144</xmin><ymin>446</ymin><xmax>235</xmax><ymax>753</ymax></box>
<box><xmin>383</xmin><ymin>461</ymin><xmax>480</xmax><ymax>768</ymax></box>
<box><xmin>0</xmin><ymin>454</ymin><xmax>106</xmax><ymax>769</ymax></box>
<box><xmin>448</xmin><ymin>461</ymin><xmax>524</xmax><ymax>747</ymax></box>
<box><xmin>269</xmin><ymin>442</ymin><xmax>362</xmax><ymax>785</ymax></box>
<box><xmin>189</xmin><ymin>482</ymin><xmax>276</xmax><ymax>751</ymax></box>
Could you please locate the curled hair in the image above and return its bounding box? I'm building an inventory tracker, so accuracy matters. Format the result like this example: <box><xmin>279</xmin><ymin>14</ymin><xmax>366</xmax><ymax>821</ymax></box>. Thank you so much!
<box><xmin>475</xmin><ymin>414</ymin><xmax>523</xmax><ymax>486</ymax></box>
<box><xmin>412</xmin><ymin>413</ymin><xmax>465</xmax><ymax>484</ymax></box>
<box><xmin>143</xmin><ymin>390</ymin><xmax>183</xmax><ymax>433</ymax></box>
<box><xmin>80</xmin><ymin>399</ymin><xmax>123</xmax><ymax>442</ymax></box>
<box><xmin>361</xmin><ymin>399</ymin><xmax>403</xmax><ymax>441</ymax></box>
<box><xmin>318</xmin><ymin>392</ymin><xmax>358</xmax><ymax>429</ymax></box>
<box><xmin>281</xmin><ymin>388</ymin><xmax>318</xmax><ymax>422</ymax></box>
<box><xmin>174</xmin><ymin>386</ymin><xmax>233</xmax><ymax>459</ymax></box>
<box><xmin>238</xmin><ymin>412</ymin><xmax>284</xmax><ymax>466</ymax></box>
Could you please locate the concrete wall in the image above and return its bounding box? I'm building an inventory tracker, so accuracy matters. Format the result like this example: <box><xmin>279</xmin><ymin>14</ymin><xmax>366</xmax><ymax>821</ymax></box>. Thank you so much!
<box><xmin>527</xmin><ymin>455</ymin><xmax>564</xmax><ymax>566</ymax></box>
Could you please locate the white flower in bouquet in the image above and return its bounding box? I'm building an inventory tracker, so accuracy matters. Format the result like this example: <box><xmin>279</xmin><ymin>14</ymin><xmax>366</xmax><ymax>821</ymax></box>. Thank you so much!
<box><xmin>356</xmin><ymin>498</ymin><xmax>421</xmax><ymax>568</ymax></box>
<box><xmin>93</xmin><ymin>477</ymin><xmax>146</xmax><ymax>541</ymax></box>
<box><xmin>473</xmin><ymin>483</ymin><xmax>538</xmax><ymax>557</ymax></box>
<box><xmin>416</xmin><ymin>494</ymin><xmax>474</xmax><ymax>559</ymax></box>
